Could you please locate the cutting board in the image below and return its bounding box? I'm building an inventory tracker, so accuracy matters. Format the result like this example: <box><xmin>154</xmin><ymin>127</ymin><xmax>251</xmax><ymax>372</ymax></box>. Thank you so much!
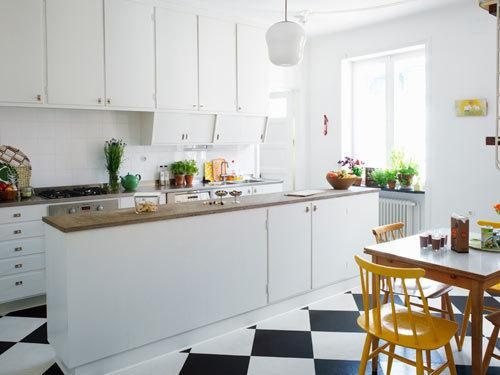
<box><xmin>211</xmin><ymin>158</ymin><xmax>226</xmax><ymax>182</ymax></box>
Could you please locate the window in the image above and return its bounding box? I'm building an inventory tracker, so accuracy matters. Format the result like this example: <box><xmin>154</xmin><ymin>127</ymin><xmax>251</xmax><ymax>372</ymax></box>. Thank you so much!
<box><xmin>342</xmin><ymin>46</ymin><xmax>426</xmax><ymax>183</ymax></box>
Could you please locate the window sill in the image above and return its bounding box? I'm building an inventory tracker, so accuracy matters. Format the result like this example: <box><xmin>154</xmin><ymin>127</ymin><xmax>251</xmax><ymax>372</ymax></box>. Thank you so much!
<box><xmin>363</xmin><ymin>185</ymin><xmax>425</xmax><ymax>194</ymax></box>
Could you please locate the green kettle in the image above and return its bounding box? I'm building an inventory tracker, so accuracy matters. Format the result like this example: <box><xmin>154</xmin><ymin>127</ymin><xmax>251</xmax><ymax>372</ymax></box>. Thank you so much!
<box><xmin>120</xmin><ymin>173</ymin><xmax>141</xmax><ymax>192</ymax></box>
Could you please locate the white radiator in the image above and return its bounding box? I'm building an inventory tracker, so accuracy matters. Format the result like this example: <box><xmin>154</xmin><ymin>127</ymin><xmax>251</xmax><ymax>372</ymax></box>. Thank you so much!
<box><xmin>379</xmin><ymin>198</ymin><xmax>420</xmax><ymax>236</ymax></box>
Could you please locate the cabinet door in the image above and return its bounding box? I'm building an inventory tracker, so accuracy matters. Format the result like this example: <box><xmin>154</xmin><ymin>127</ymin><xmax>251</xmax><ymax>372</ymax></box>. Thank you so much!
<box><xmin>237</xmin><ymin>24</ymin><xmax>269</xmax><ymax>115</ymax></box>
<box><xmin>268</xmin><ymin>203</ymin><xmax>311</xmax><ymax>302</ymax></box>
<box><xmin>252</xmin><ymin>183</ymin><xmax>283</xmax><ymax>195</ymax></box>
<box><xmin>198</xmin><ymin>17</ymin><xmax>236</xmax><ymax>112</ymax></box>
<box><xmin>46</xmin><ymin>0</ymin><xmax>105</xmax><ymax>106</ymax></box>
<box><xmin>156</xmin><ymin>9</ymin><xmax>198</xmax><ymax>111</ymax></box>
<box><xmin>312</xmin><ymin>194</ymin><xmax>378</xmax><ymax>288</ymax></box>
<box><xmin>151</xmin><ymin>112</ymin><xmax>214</xmax><ymax>145</ymax></box>
<box><xmin>213</xmin><ymin>115</ymin><xmax>266</xmax><ymax>144</ymax></box>
<box><xmin>0</xmin><ymin>0</ymin><xmax>44</xmax><ymax>104</ymax></box>
<box><xmin>104</xmin><ymin>0</ymin><xmax>155</xmax><ymax>109</ymax></box>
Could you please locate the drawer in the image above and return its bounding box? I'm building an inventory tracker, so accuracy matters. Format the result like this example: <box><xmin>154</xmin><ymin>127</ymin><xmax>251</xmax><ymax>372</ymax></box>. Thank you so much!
<box><xmin>0</xmin><ymin>237</ymin><xmax>44</xmax><ymax>260</ymax></box>
<box><xmin>0</xmin><ymin>254</ymin><xmax>44</xmax><ymax>276</ymax></box>
<box><xmin>0</xmin><ymin>221</ymin><xmax>44</xmax><ymax>242</ymax></box>
<box><xmin>0</xmin><ymin>270</ymin><xmax>45</xmax><ymax>303</ymax></box>
<box><xmin>0</xmin><ymin>205</ymin><xmax>47</xmax><ymax>225</ymax></box>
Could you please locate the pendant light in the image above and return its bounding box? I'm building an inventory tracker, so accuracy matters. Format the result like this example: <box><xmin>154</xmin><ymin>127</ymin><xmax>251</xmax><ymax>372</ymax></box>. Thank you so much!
<box><xmin>266</xmin><ymin>0</ymin><xmax>306</xmax><ymax>66</ymax></box>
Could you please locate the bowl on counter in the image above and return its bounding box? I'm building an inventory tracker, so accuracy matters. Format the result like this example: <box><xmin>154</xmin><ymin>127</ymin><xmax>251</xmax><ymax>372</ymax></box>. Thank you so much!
<box><xmin>326</xmin><ymin>173</ymin><xmax>358</xmax><ymax>190</ymax></box>
<box><xmin>0</xmin><ymin>189</ymin><xmax>17</xmax><ymax>201</ymax></box>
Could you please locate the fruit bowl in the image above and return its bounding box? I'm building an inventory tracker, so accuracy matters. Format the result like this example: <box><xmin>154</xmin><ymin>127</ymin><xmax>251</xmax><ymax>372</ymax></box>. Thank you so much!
<box><xmin>326</xmin><ymin>171</ymin><xmax>358</xmax><ymax>190</ymax></box>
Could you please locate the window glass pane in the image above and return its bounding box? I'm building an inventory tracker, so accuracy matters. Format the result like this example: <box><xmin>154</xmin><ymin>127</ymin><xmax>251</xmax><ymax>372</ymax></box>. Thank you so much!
<box><xmin>352</xmin><ymin>59</ymin><xmax>387</xmax><ymax>167</ymax></box>
<box><xmin>393</xmin><ymin>53</ymin><xmax>426</xmax><ymax>182</ymax></box>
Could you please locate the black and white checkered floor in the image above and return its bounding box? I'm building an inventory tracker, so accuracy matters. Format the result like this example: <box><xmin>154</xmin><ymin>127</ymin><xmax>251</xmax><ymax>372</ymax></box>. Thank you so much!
<box><xmin>0</xmin><ymin>287</ymin><xmax>499</xmax><ymax>375</ymax></box>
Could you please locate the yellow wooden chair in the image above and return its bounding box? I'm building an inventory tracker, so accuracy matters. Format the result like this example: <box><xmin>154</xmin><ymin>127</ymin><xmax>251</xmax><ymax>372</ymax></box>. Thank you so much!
<box><xmin>354</xmin><ymin>255</ymin><xmax>458</xmax><ymax>375</ymax></box>
<box><xmin>483</xmin><ymin>311</ymin><xmax>500</xmax><ymax>375</ymax></box>
<box><xmin>457</xmin><ymin>220</ymin><xmax>500</xmax><ymax>351</ymax></box>
<box><xmin>372</xmin><ymin>223</ymin><xmax>459</xmax><ymax>348</ymax></box>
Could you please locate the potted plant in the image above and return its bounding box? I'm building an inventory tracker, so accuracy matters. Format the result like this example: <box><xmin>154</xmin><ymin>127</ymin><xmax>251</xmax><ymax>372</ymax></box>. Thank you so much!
<box><xmin>397</xmin><ymin>161</ymin><xmax>418</xmax><ymax>189</ymax></box>
<box><xmin>338</xmin><ymin>157</ymin><xmax>364</xmax><ymax>186</ymax></box>
<box><xmin>384</xmin><ymin>169</ymin><xmax>398</xmax><ymax>190</ymax></box>
<box><xmin>104</xmin><ymin>139</ymin><xmax>126</xmax><ymax>193</ymax></box>
<box><xmin>169</xmin><ymin>161</ymin><xmax>187</xmax><ymax>187</ymax></box>
<box><xmin>184</xmin><ymin>160</ymin><xmax>198</xmax><ymax>187</ymax></box>
<box><xmin>370</xmin><ymin>169</ymin><xmax>387</xmax><ymax>188</ymax></box>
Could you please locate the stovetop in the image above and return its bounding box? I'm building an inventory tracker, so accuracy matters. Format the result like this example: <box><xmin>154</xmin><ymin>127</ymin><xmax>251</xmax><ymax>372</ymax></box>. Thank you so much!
<box><xmin>37</xmin><ymin>186</ymin><xmax>108</xmax><ymax>200</ymax></box>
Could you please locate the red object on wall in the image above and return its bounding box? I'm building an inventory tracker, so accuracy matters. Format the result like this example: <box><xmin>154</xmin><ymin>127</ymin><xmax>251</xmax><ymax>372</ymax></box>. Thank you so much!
<box><xmin>323</xmin><ymin>115</ymin><xmax>329</xmax><ymax>136</ymax></box>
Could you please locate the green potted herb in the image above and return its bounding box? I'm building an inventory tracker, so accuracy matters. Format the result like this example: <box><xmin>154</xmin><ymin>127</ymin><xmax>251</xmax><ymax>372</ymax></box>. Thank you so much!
<box><xmin>104</xmin><ymin>138</ymin><xmax>126</xmax><ymax>193</ymax></box>
<box><xmin>169</xmin><ymin>161</ymin><xmax>187</xmax><ymax>187</ymax></box>
<box><xmin>384</xmin><ymin>169</ymin><xmax>398</xmax><ymax>190</ymax></box>
<box><xmin>397</xmin><ymin>161</ymin><xmax>418</xmax><ymax>189</ymax></box>
<box><xmin>184</xmin><ymin>160</ymin><xmax>199</xmax><ymax>187</ymax></box>
<box><xmin>370</xmin><ymin>169</ymin><xmax>387</xmax><ymax>188</ymax></box>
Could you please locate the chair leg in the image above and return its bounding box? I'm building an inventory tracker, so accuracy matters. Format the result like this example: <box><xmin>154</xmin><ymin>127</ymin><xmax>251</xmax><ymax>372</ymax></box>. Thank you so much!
<box><xmin>358</xmin><ymin>333</ymin><xmax>373</xmax><ymax>375</ymax></box>
<box><xmin>458</xmin><ymin>293</ymin><xmax>472</xmax><ymax>351</ymax></box>
<box><xmin>416</xmin><ymin>350</ymin><xmax>424</xmax><ymax>375</ymax></box>
<box><xmin>386</xmin><ymin>344</ymin><xmax>395</xmax><ymax>375</ymax></box>
<box><xmin>482</xmin><ymin>326</ymin><xmax>499</xmax><ymax>375</ymax></box>
<box><xmin>441</xmin><ymin>296</ymin><xmax>446</xmax><ymax>318</ymax></box>
<box><xmin>444</xmin><ymin>293</ymin><xmax>460</xmax><ymax>348</ymax></box>
<box><xmin>425</xmin><ymin>350</ymin><xmax>431</xmax><ymax>373</ymax></box>
<box><xmin>444</xmin><ymin>342</ymin><xmax>457</xmax><ymax>375</ymax></box>
<box><xmin>382</xmin><ymin>291</ymin><xmax>389</xmax><ymax>304</ymax></box>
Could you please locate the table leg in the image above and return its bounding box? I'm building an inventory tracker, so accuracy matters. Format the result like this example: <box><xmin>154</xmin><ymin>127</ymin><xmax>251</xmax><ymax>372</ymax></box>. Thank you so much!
<box><xmin>371</xmin><ymin>256</ymin><xmax>379</xmax><ymax>374</ymax></box>
<box><xmin>470</xmin><ymin>283</ymin><xmax>484</xmax><ymax>374</ymax></box>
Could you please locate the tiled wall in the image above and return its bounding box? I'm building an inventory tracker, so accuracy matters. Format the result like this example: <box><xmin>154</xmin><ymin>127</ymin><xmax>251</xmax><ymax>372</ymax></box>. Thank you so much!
<box><xmin>0</xmin><ymin>107</ymin><xmax>256</xmax><ymax>187</ymax></box>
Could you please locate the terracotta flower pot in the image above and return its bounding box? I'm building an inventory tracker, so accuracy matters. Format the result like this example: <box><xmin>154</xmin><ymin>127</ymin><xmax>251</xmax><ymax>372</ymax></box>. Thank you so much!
<box><xmin>174</xmin><ymin>174</ymin><xmax>185</xmax><ymax>187</ymax></box>
<box><xmin>387</xmin><ymin>180</ymin><xmax>397</xmax><ymax>190</ymax></box>
<box><xmin>185</xmin><ymin>175</ymin><xmax>194</xmax><ymax>187</ymax></box>
<box><xmin>353</xmin><ymin>177</ymin><xmax>362</xmax><ymax>186</ymax></box>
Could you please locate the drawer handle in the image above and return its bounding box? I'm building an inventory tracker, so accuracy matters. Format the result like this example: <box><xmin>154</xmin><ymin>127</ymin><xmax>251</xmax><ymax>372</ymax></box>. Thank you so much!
<box><xmin>15</xmin><ymin>281</ymin><xmax>23</xmax><ymax>286</ymax></box>
<box><xmin>14</xmin><ymin>263</ymin><xmax>22</xmax><ymax>269</ymax></box>
<box><xmin>13</xmin><ymin>230</ymin><xmax>22</xmax><ymax>235</ymax></box>
<box><xmin>14</xmin><ymin>246</ymin><xmax>22</xmax><ymax>252</ymax></box>
<box><xmin>13</xmin><ymin>213</ymin><xmax>21</xmax><ymax>218</ymax></box>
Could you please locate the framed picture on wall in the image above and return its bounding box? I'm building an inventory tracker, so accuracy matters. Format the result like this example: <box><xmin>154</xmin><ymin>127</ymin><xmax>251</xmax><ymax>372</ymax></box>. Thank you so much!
<box><xmin>455</xmin><ymin>99</ymin><xmax>488</xmax><ymax>116</ymax></box>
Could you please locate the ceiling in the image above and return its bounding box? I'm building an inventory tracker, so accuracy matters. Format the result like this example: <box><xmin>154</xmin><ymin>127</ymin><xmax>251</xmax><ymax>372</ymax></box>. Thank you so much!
<box><xmin>162</xmin><ymin>0</ymin><xmax>468</xmax><ymax>35</ymax></box>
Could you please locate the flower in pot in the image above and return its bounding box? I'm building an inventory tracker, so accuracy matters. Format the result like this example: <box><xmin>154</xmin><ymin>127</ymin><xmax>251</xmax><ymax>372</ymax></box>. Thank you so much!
<box><xmin>104</xmin><ymin>139</ymin><xmax>126</xmax><ymax>194</ymax></box>
<box><xmin>397</xmin><ymin>162</ymin><xmax>418</xmax><ymax>190</ymax></box>
<box><xmin>169</xmin><ymin>161</ymin><xmax>187</xmax><ymax>187</ymax></box>
<box><xmin>184</xmin><ymin>159</ymin><xmax>198</xmax><ymax>187</ymax></box>
<box><xmin>338</xmin><ymin>156</ymin><xmax>364</xmax><ymax>186</ymax></box>
<box><xmin>384</xmin><ymin>169</ymin><xmax>398</xmax><ymax>190</ymax></box>
<box><xmin>370</xmin><ymin>169</ymin><xmax>387</xmax><ymax>188</ymax></box>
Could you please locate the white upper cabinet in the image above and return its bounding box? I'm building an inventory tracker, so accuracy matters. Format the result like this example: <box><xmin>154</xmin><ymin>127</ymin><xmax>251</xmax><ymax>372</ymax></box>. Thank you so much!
<box><xmin>214</xmin><ymin>115</ymin><xmax>267</xmax><ymax>144</ymax></box>
<box><xmin>156</xmin><ymin>9</ymin><xmax>198</xmax><ymax>111</ymax></box>
<box><xmin>104</xmin><ymin>0</ymin><xmax>155</xmax><ymax>109</ymax></box>
<box><xmin>237</xmin><ymin>24</ymin><xmax>269</xmax><ymax>115</ymax></box>
<box><xmin>198</xmin><ymin>17</ymin><xmax>237</xmax><ymax>113</ymax></box>
<box><xmin>149</xmin><ymin>112</ymin><xmax>215</xmax><ymax>145</ymax></box>
<box><xmin>46</xmin><ymin>0</ymin><xmax>105</xmax><ymax>107</ymax></box>
<box><xmin>0</xmin><ymin>0</ymin><xmax>44</xmax><ymax>104</ymax></box>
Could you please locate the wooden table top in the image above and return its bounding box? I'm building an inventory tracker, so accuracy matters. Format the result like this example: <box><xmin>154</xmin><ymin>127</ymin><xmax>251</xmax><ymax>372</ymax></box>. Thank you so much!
<box><xmin>364</xmin><ymin>233</ymin><xmax>500</xmax><ymax>281</ymax></box>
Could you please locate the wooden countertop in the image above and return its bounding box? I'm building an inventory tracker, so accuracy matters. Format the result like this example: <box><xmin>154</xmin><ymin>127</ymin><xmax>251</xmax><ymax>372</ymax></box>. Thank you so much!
<box><xmin>43</xmin><ymin>187</ymin><xmax>379</xmax><ymax>233</ymax></box>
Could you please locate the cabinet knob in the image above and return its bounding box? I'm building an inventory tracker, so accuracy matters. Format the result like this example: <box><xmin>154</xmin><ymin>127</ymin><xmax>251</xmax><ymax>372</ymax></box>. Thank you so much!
<box><xmin>305</xmin><ymin>206</ymin><xmax>310</xmax><ymax>213</ymax></box>
<box><xmin>216</xmin><ymin>134</ymin><xmax>220</xmax><ymax>140</ymax></box>
<box><xmin>15</xmin><ymin>263</ymin><xmax>22</xmax><ymax>269</ymax></box>
<box><xmin>13</xmin><ymin>229</ymin><xmax>21</xmax><ymax>235</ymax></box>
<box><xmin>193</xmin><ymin>104</ymin><xmax>197</xmax><ymax>108</ymax></box>
<box><xmin>14</xmin><ymin>246</ymin><xmax>22</xmax><ymax>252</ymax></box>
<box><xmin>97</xmin><ymin>98</ymin><xmax>102</xmax><ymax>104</ymax></box>
<box><xmin>313</xmin><ymin>205</ymin><xmax>317</xmax><ymax>211</ymax></box>
<box><xmin>238</xmin><ymin>106</ymin><xmax>242</xmax><ymax>111</ymax></box>
<box><xmin>199</xmin><ymin>104</ymin><xmax>204</xmax><ymax>108</ymax></box>
<box><xmin>36</xmin><ymin>94</ymin><xmax>42</xmax><ymax>102</ymax></box>
<box><xmin>15</xmin><ymin>281</ymin><xmax>23</xmax><ymax>286</ymax></box>
<box><xmin>185</xmin><ymin>134</ymin><xmax>188</xmax><ymax>140</ymax></box>
<box><xmin>181</xmin><ymin>134</ymin><xmax>185</xmax><ymax>140</ymax></box>
<box><xmin>13</xmin><ymin>213</ymin><xmax>21</xmax><ymax>218</ymax></box>
<box><xmin>106</xmin><ymin>98</ymin><xmax>112</xmax><ymax>105</ymax></box>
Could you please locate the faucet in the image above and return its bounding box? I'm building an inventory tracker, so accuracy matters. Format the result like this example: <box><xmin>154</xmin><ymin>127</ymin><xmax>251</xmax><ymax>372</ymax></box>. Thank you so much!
<box><xmin>220</xmin><ymin>161</ymin><xmax>229</xmax><ymax>182</ymax></box>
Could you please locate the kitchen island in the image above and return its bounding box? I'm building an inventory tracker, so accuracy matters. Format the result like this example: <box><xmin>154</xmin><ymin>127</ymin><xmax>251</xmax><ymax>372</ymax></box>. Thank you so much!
<box><xmin>43</xmin><ymin>187</ymin><xmax>379</xmax><ymax>375</ymax></box>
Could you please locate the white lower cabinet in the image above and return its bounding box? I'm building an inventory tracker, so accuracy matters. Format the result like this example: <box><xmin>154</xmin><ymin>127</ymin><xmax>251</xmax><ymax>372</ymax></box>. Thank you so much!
<box><xmin>312</xmin><ymin>193</ymin><xmax>379</xmax><ymax>288</ymax></box>
<box><xmin>268</xmin><ymin>202</ymin><xmax>312</xmax><ymax>302</ymax></box>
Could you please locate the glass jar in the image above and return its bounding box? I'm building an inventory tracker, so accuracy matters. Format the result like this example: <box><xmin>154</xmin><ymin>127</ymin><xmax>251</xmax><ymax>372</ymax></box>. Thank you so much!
<box><xmin>134</xmin><ymin>193</ymin><xmax>160</xmax><ymax>214</ymax></box>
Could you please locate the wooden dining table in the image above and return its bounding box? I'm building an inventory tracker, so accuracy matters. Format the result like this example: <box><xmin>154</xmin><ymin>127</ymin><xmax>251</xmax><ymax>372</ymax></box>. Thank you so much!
<box><xmin>364</xmin><ymin>232</ymin><xmax>500</xmax><ymax>374</ymax></box>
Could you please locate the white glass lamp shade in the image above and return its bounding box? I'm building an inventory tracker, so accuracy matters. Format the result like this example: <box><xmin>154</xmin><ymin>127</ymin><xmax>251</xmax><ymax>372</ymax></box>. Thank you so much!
<box><xmin>266</xmin><ymin>21</ymin><xmax>306</xmax><ymax>66</ymax></box>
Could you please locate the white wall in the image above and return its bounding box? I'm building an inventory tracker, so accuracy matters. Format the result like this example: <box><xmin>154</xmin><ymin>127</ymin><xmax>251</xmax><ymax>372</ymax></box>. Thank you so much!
<box><xmin>0</xmin><ymin>107</ymin><xmax>256</xmax><ymax>187</ymax></box>
<box><xmin>305</xmin><ymin>1</ymin><xmax>500</xmax><ymax>228</ymax></box>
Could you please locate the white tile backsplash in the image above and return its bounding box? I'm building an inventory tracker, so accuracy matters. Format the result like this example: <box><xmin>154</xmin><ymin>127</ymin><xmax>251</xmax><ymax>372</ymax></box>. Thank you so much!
<box><xmin>0</xmin><ymin>107</ymin><xmax>257</xmax><ymax>187</ymax></box>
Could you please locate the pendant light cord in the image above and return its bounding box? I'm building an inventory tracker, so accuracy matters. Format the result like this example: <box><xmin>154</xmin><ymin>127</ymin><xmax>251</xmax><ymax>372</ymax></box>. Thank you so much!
<box><xmin>285</xmin><ymin>0</ymin><xmax>288</xmax><ymax>21</ymax></box>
